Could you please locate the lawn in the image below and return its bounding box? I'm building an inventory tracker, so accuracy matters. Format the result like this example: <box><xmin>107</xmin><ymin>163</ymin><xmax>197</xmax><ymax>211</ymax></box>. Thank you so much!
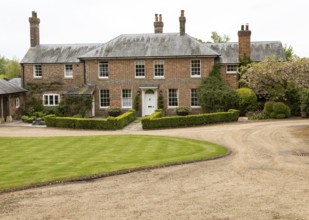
<box><xmin>0</xmin><ymin>135</ymin><xmax>228</xmax><ymax>191</ymax></box>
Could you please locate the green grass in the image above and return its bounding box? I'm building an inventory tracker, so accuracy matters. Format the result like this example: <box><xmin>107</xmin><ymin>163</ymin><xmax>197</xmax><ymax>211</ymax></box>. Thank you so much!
<box><xmin>0</xmin><ymin>135</ymin><xmax>228</xmax><ymax>191</ymax></box>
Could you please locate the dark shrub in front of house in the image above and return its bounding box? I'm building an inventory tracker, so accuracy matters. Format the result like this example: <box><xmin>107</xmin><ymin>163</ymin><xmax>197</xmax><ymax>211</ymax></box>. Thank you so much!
<box><xmin>45</xmin><ymin>110</ymin><xmax>135</xmax><ymax>130</ymax></box>
<box><xmin>142</xmin><ymin>109</ymin><xmax>239</xmax><ymax>129</ymax></box>
<box><xmin>176</xmin><ymin>107</ymin><xmax>190</xmax><ymax>116</ymax></box>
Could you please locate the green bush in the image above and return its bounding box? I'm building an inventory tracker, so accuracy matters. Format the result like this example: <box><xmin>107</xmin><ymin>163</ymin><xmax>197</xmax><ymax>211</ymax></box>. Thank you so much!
<box><xmin>263</xmin><ymin>101</ymin><xmax>290</xmax><ymax>119</ymax></box>
<box><xmin>300</xmin><ymin>88</ymin><xmax>309</xmax><ymax>114</ymax></box>
<box><xmin>142</xmin><ymin>109</ymin><xmax>239</xmax><ymax>129</ymax></box>
<box><xmin>263</xmin><ymin>101</ymin><xmax>275</xmax><ymax>115</ymax></box>
<box><xmin>236</xmin><ymin>88</ymin><xmax>258</xmax><ymax>116</ymax></box>
<box><xmin>198</xmin><ymin>64</ymin><xmax>239</xmax><ymax>112</ymax></box>
<box><xmin>21</xmin><ymin>115</ymin><xmax>35</xmax><ymax>123</ymax></box>
<box><xmin>45</xmin><ymin>110</ymin><xmax>135</xmax><ymax>130</ymax></box>
<box><xmin>176</xmin><ymin>107</ymin><xmax>190</xmax><ymax>116</ymax></box>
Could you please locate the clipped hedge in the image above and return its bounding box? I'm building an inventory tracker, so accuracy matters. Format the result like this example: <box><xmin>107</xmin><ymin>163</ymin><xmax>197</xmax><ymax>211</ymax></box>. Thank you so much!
<box><xmin>44</xmin><ymin>110</ymin><xmax>135</xmax><ymax>130</ymax></box>
<box><xmin>263</xmin><ymin>101</ymin><xmax>291</xmax><ymax>119</ymax></box>
<box><xmin>142</xmin><ymin>109</ymin><xmax>239</xmax><ymax>129</ymax></box>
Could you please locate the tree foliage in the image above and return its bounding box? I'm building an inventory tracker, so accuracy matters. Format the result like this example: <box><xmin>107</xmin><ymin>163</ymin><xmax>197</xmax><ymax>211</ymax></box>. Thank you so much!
<box><xmin>209</xmin><ymin>31</ymin><xmax>230</xmax><ymax>43</ymax></box>
<box><xmin>0</xmin><ymin>55</ymin><xmax>20</xmax><ymax>79</ymax></box>
<box><xmin>198</xmin><ymin>64</ymin><xmax>239</xmax><ymax>112</ymax></box>
<box><xmin>283</xmin><ymin>44</ymin><xmax>297</xmax><ymax>61</ymax></box>
<box><xmin>240</xmin><ymin>56</ymin><xmax>309</xmax><ymax>101</ymax></box>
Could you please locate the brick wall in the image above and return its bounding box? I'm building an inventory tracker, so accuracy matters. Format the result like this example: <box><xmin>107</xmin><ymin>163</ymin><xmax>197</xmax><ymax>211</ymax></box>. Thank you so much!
<box><xmin>86</xmin><ymin>57</ymin><xmax>214</xmax><ymax>116</ymax></box>
<box><xmin>220</xmin><ymin>65</ymin><xmax>239</xmax><ymax>89</ymax></box>
<box><xmin>23</xmin><ymin>63</ymin><xmax>85</xmax><ymax>98</ymax></box>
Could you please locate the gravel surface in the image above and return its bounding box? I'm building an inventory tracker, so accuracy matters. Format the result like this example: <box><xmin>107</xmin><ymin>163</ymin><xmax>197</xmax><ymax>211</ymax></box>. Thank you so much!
<box><xmin>0</xmin><ymin>119</ymin><xmax>308</xmax><ymax>220</ymax></box>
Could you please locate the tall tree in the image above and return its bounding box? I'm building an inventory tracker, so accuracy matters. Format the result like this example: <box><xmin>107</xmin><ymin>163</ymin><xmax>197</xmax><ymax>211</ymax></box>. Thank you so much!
<box><xmin>209</xmin><ymin>31</ymin><xmax>230</xmax><ymax>43</ymax></box>
<box><xmin>5</xmin><ymin>59</ymin><xmax>20</xmax><ymax>79</ymax></box>
<box><xmin>283</xmin><ymin>44</ymin><xmax>297</xmax><ymax>61</ymax></box>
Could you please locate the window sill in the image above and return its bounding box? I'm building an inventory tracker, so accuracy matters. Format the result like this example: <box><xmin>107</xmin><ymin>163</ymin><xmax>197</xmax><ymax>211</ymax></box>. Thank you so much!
<box><xmin>99</xmin><ymin>106</ymin><xmax>109</xmax><ymax>109</ymax></box>
<box><xmin>191</xmin><ymin>106</ymin><xmax>201</xmax><ymax>109</ymax></box>
<box><xmin>153</xmin><ymin>76</ymin><xmax>165</xmax><ymax>79</ymax></box>
<box><xmin>167</xmin><ymin>106</ymin><xmax>178</xmax><ymax>109</ymax></box>
<box><xmin>190</xmin><ymin>75</ymin><xmax>201</xmax><ymax>78</ymax></box>
<box><xmin>33</xmin><ymin>76</ymin><xmax>42</xmax><ymax>79</ymax></box>
<box><xmin>226</xmin><ymin>72</ymin><xmax>237</xmax><ymax>75</ymax></box>
<box><xmin>99</xmin><ymin>77</ymin><xmax>109</xmax><ymax>80</ymax></box>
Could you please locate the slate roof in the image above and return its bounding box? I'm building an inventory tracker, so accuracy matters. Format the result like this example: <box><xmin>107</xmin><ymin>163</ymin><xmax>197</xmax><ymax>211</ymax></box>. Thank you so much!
<box><xmin>21</xmin><ymin>44</ymin><xmax>102</xmax><ymax>64</ymax></box>
<box><xmin>0</xmin><ymin>79</ymin><xmax>27</xmax><ymax>95</ymax></box>
<box><xmin>9</xmin><ymin>78</ymin><xmax>22</xmax><ymax>87</ymax></box>
<box><xmin>80</xmin><ymin>33</ymin><xmax>219</xmax><ymax>59</ymax></box>
<box><xmin>209</xmin><ymin>41</ymin><xmax>286</xmax><ymax>63</ymax></box>
<box><xmin>65</xmin><ymin>84</ymin><xmax>95</xmax><ymax>96</ymax></box>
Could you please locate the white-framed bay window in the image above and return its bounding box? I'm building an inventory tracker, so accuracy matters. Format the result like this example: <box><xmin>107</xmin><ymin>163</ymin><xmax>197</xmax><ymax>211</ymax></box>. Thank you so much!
<box><xmin>122</xmin><ymin>89</ymin><xmax>132</xmax><ymax>108</ymax></box>
<box><xmin>43</xmin><ymin>94</ymin><xmax>60</xmax><ymax>106</ymax></box>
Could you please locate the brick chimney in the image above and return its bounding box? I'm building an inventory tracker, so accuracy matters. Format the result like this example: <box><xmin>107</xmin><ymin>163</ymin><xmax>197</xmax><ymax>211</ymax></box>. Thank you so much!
<box><xmin>238</xmin><ymin>24</ymin><xmax>251</xmax><ymax>61</ymax></box>
<box><xmin>29</xmin><ymin>11</ymin><xmax>40</xmax><ymax>47</ymax></box>
<box><xmin>179</xmin><ymin>10</ymin><xmax>186</xmax><ymax>36</ymax></box>
<box><xmin>154</xmin><ymin>14</ymin><xmax>163</xmax><ymax>33</ymax></box>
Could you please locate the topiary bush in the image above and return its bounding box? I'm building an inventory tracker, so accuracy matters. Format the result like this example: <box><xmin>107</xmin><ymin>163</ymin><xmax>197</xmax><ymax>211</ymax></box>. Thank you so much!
<box><xmin>236</xmin><ymin>88</ymin><xmax>259</xmax><ymax>116</ymax></box>
<box><xmin>263</xmin><ymin>101</ymin><xmax>291</xmax><ymax>119</ymax></box>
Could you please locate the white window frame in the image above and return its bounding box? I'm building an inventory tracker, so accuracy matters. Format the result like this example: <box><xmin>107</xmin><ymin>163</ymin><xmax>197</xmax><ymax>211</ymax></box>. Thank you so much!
<box><xmin>135</xmin><ymin>60</ymin><xmax>145</xmax><ymax>78</ymax></box>
<box><xmin>33</xmin><ymin>64</ymin><xmax>42</xmax><ymax>78</ymax></box>
<box><xmin>43</xmin><ymin>94</ymin><xmax>60</xmax><ymax>106</ymax></box>
<box><xmin>191</xmin><ymin>59</ymin><xmax>201</xmax><ymax>77</ymax></box>
<box><xmin>122</xmin><ymin>89</ymin><xmax>132</xmax><ymax>108</ymax></box>
<box><xmin>154</xmin><ymin>60</ymin><xmax>164</xmax><ymax>78</ymax></box>
<box><xmin>98</xmin><ymin>62</ymin><xmax>109</xmax><ymax>79</ymax></box>
<box><xmin>99</xmin><ymin>89</ymin><xmax>110</xmax><ymax>108</ymax></box>
<box><xmin>190</xmin><ymin>88</ymin><xmax>200</xmax><ymax>108</ymax></box>
<box><xmin>226</xmin><ymin>65</ymin><xmax>239</xmax><ymax>74</ymax></box>
<box><xmin>15</xmin><ymin>97</ymin><xmax>20</xmax><ymax>108</ymax></box>
<box><xmin>64</xmin><ymin>64</ymin><xmax>73</xmax><ymax>78</ymax></box>
<box><xmin>168</xmin><ymin>88</ymin><xmax>178</xmax><ymax>108</ymax></box>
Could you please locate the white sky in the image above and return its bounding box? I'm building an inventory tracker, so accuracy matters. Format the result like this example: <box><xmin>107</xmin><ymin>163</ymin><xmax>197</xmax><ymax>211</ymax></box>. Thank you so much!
<box><xmin>1</xmin><ymin>0</ymin><xmax>309</xmax><ymax>60</ymax></box>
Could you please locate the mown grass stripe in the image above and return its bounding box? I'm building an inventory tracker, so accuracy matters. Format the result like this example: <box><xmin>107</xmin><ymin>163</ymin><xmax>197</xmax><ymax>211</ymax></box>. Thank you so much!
<box><xmin>0</xmin><ymin>135</ymin><xmax>228</xmax><ymax>191</ymax></box>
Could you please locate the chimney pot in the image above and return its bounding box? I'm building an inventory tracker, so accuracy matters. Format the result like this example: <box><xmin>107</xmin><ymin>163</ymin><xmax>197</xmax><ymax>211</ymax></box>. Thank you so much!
<box><xmin>159</xmin><ymin>14</ymin><xmax>162</xmax><ymax>22</ymax></box>
<box><xmin>154</xmin><ymin>13</ymin><xmax>163</xmax><ymax>33</ymax></box>
<box><xmin>241</xmin><ymin>24</ymin><xmax>244</xmax><ymax>31</ymax></box>
<box><xmin>245</xmin><ymin>24</ymin><xmax>249</xmax><ymax>31</ymax></box>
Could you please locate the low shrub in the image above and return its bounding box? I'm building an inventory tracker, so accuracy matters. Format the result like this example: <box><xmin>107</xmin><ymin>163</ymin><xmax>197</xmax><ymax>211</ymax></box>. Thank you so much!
<box><xmin>263</xmin><ymin>101</ymin><xmax>291</xmax><ymax>119</ymax></box>
<box><xmin>21</xmin><ymin>115</ymin><xmax>35</xmax><ymax>123</ymax></box>
<box><xmin>44</xmin><ymin>110</ymin><xmax>135</xmax><ymax>130</ymax></box>
<box><xmin>236</xmin><ymin>88</ymin><xmax>259</xmax><ymax>116</ymax></box>
<box><xmin>107</xmin><ymin>108</ymin><xmax>121</xmax><ymax>117</ymax></box>
<box><xmin>142</xmin><ymin>109</ymin><xmax>239</xmax><ymax>129</ymax></box>
<box><xmin>247</xmin><ymin>110</ymin><xmax>269</xmax><ymax>120</ymax></box>
<box><xmin>176</xmin><ymin>107</ymin><xmax>190</xmax><ymax>116</ymax></box>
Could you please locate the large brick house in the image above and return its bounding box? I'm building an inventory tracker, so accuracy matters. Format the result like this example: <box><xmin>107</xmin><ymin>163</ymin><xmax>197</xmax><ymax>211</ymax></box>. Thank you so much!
<box><xmin>21</xmin><ymin>11</ymin><xmax>285</xmax><ymax>117</ymax></box>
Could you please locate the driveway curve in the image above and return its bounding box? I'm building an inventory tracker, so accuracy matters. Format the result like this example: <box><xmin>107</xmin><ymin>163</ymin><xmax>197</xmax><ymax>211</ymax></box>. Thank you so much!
<box><xmin>0</xmin><ymin>119</ymin><xmax>308</xmax><ymax>220</ymax></box>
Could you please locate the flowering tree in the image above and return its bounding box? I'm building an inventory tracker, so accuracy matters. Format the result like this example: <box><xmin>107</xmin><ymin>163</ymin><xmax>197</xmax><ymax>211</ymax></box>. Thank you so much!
<box><xmin>240</xmin><ymin>57</ymin><xmax>309</xmax><ymax>101</ymax></box>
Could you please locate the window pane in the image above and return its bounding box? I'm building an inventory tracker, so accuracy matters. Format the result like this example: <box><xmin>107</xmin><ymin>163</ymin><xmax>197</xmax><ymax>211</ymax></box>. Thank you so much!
<box><xmin>122</xmin><ymin>89</ymin><xmax>132</xmax><ymax>107</ymax></box>
<box><xmin>154</xmin><ymin>60</ymin><xmax>164</xmax><ymax>77</ymax></box>
<box><xmin>191</xmin><ymin>88</ymin><xmax>199</xmax><ymax>107</ymax></box>
<box><xmin>100</xmin><ymin>89</ymin><xmax>110</xmax><ymax>107</ymax></box>
<box><xmin>99</xmin><ymin>62</ymin><xmax>108</xmax><ymax>78</ymax></box>
<box><xmin>168</xmin><ymin>89</ymin><xmax>178</xmax><ymax>107</ymax></box>
<box><xmin>191</xmin><ymin>60</ymin><xmax>201</xmax><ymax>76</ymax></box>
<box><xmin>135</xmin><ymin>61</ymin><xmax>145</xmax><ymax>77</ymax></box>
<box><xmin>65</xmin><ymin>65</ymin><xmax>73</xmax><ymax>77</ymax></box>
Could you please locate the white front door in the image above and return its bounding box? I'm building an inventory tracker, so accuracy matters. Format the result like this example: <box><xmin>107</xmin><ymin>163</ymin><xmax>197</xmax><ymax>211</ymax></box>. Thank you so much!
<box><xmin>143</xmin><ymin>89</ymin><xmax>157</xmax><ymax>116</ymax></box>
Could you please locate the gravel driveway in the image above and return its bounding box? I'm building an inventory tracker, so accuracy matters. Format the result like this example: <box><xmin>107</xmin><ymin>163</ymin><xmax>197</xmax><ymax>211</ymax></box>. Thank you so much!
<box><xmin>0</xmin><ymin>119</ymin><xmax>308</xmax><ymax>220</ymax></box>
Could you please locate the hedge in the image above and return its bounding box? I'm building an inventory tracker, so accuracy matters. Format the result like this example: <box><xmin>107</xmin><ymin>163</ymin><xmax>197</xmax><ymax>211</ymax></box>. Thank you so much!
<box><xmin>142</xmin><ymin>109</ymin><xmax>239</xmax><ymax>129</ymax></box>
<box><xmin>44</xmin><ymin>110</ymin><xmax>135</xmax><ymax>130</ymax></box>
